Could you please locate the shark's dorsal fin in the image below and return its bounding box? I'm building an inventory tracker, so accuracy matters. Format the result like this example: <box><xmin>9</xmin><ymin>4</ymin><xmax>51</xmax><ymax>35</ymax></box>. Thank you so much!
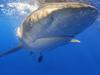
<box><xmin>0</xmin><ymin>44</ymin><xmax>23</xmax><ymax>57</ymax></box>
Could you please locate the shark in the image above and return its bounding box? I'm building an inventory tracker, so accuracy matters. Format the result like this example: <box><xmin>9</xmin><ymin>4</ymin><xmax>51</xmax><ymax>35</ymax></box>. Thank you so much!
<box><xmin>0</xmin><ymin>1</ymin><xmax>98</xmax><ymax>63</ymax></box>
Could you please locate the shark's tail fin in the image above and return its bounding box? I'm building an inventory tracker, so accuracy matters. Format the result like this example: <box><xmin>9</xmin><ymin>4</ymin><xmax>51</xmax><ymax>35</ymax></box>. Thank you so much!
<box><xmin>0</xmin><ymin>45</ymin><xmax>23</xmax><ymax>57</ymax></box>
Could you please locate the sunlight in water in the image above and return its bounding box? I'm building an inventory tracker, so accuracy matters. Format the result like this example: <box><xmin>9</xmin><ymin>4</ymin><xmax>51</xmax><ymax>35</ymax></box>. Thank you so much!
<box><xmin>0</xmin><ymin>1</ymin><xmax>39</xmax><ymax>17</ymax></box>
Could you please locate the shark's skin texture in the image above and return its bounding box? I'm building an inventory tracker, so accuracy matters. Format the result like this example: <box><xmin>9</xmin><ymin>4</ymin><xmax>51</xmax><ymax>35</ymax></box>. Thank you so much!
<box><xmin>17</xmin><ymin>2</ymin><xmax>98</xmax><ymax>53</ymax></box>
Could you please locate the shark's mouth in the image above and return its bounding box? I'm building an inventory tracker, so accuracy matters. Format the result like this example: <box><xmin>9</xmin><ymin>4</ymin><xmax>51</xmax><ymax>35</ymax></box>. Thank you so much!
<box><xmin>19</xmin><ymin>34</ymin><xmax>74</xmax><ymax>51</ymax></box>
<box><xmin>24</xmin><ymin>36</ymin><xmax>73</xmax><ymax>51</ymax></box>
<box><xmin>32</xmin><ymin>35</ymin><xmax>74</xmax><ymax>43</ymax></box>
<box><xmin>34</xmin><ymin>35</ymin><xmax>80</xmax><ymax>45</ymax></box>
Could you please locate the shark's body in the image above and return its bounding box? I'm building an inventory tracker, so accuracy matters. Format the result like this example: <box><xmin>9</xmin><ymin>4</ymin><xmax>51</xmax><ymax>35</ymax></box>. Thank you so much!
<box><xmin>0</xmin><ymin>2</ymin><xmax>98</xmax><ymax>62</ymax></box>
<box><xmin>17</xmin><ymin>2</ymin><xmax>98</xmax><ymax>52</ymax></box>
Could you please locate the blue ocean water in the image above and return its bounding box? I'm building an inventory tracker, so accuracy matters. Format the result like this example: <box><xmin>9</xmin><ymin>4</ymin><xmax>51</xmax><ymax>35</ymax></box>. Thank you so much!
<box><xmin>0</xmin><ymin>0</ymin><xmax>100</xmax><ymax>75</ymax></box>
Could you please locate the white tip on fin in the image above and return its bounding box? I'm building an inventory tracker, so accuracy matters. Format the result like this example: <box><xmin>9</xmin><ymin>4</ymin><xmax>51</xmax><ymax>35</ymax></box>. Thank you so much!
<box><xmin>70</xmin><ymin>39</ymin><xmax>80</xmax><ymax>43</ymax></box>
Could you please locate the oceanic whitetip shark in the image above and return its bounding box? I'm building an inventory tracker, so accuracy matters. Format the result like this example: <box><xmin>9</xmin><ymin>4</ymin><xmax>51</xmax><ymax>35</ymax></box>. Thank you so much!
<box><xmin>0</xmin><ymin>1</ymin><xmax>98</xmax><ymax>63</ymax></box>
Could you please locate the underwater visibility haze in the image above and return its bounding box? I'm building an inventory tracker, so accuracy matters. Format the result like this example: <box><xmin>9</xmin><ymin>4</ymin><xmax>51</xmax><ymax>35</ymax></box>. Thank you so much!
<box><xmin>0</xmin><ymin>0</ymin><xmax>100</xmax><ymax>75</ymax></box>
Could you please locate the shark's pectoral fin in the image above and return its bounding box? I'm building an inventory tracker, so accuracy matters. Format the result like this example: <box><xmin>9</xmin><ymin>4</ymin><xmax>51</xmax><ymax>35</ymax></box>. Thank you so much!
<box><xmin>0</xmin><ymin>44</ymin><xmax>23</xmax><ymax>57</ymax></box>
<box><xmin>70</xmin><ymin>39</ymin><xmax>80</xmax><ymax>43</ymax></box>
